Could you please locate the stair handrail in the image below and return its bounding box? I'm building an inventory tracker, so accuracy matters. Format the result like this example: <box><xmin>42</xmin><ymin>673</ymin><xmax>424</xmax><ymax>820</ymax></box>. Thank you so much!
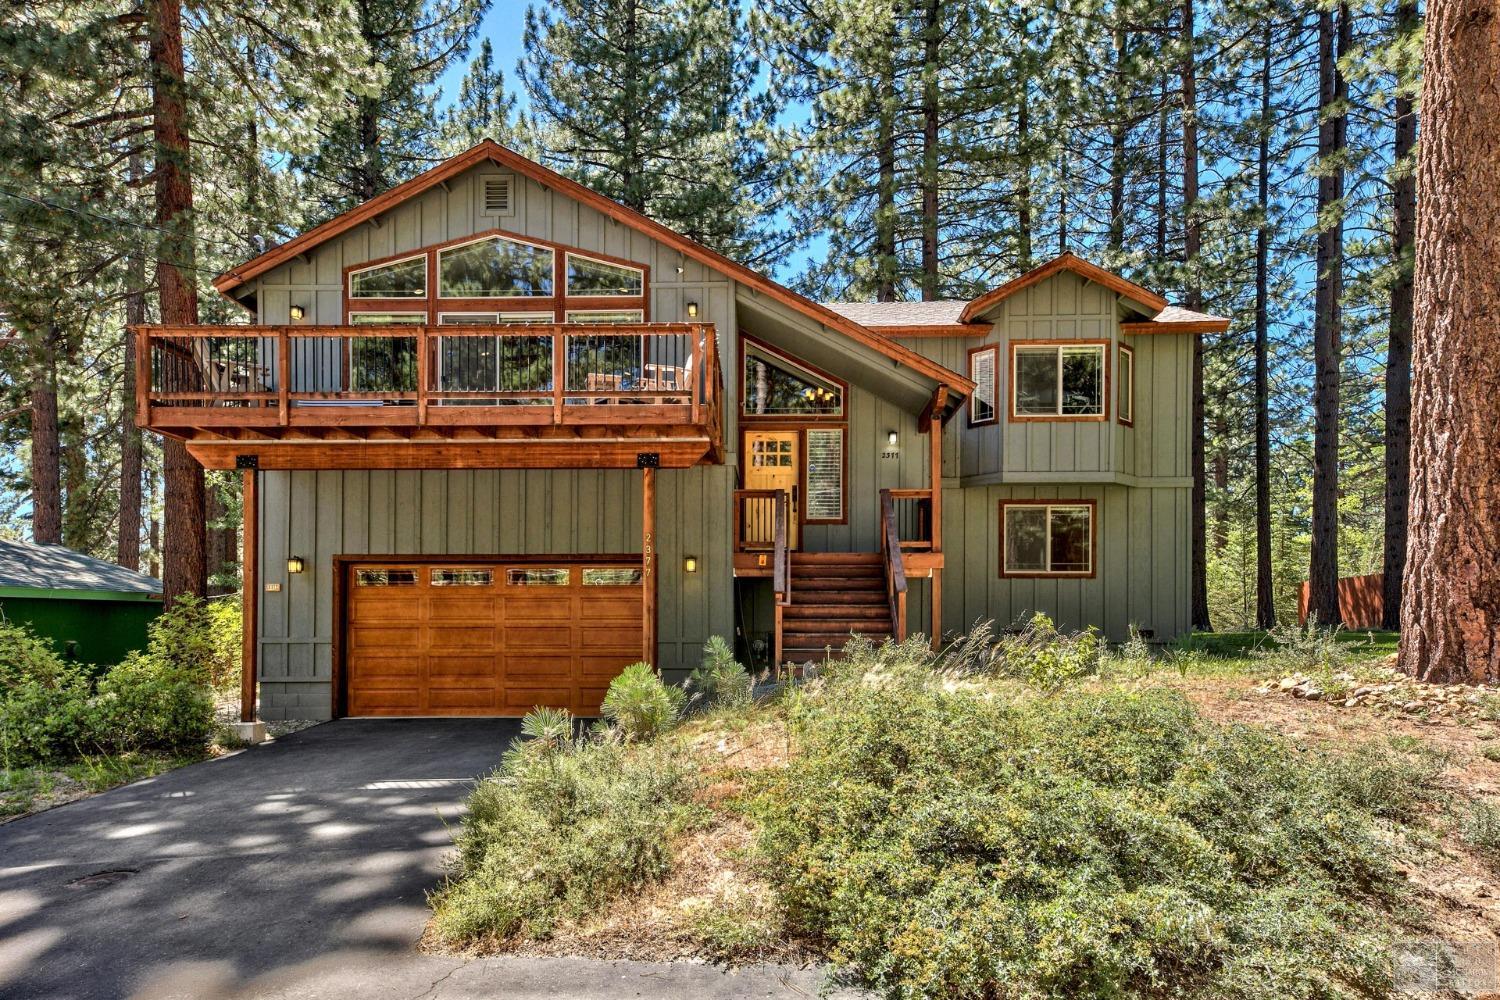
<box><xmin>879</xmin><ymin>489</ymin><xmax>908</xmax><ymax>638</ymax></box>
<box><xmin>773</xmin><ymin>489</ymin><xmax>791</xmax><ymax>607</ymax></box>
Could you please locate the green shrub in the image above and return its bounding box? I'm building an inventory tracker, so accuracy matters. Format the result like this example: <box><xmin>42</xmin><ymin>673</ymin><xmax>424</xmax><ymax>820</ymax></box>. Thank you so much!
<box><xmin>752</xmin><ymin>652</ymin><xmax>1429</xmax><ymax>999</ymax></box>
<box><xmin>1256</xmin><ymin>623</ymin><xmax>1360</xmax><ymax>676</ymax></box>
<box><xmin>601</xmin><ymin>662</ymin><xmax>684</xmax><ymax>741</ymax></box>
<box><xmin>685</xmin><ymin>636</ymin><xmax>753</xmax><ymax>713</ymax></box>
<box><xmin>1461</xmin><ymin>799</ymin><xmax>1500</xmax><ymax>858</ymax></box>
<box><xmin>945</xmin><ymin>615</ymin><xmax>1101</xmax><ymax>690</ymax></box>
<box><xmin>430</xmin><ymin>738</ymin><xmax>696</xmax><ymax>944</ymax></box>
<box><xmin>0</xmin><ymin>601</ymin><xmax>217</xmax><ymax>766</ymax></box>
<box><xmin>90</xmin><ymin>650</ymin><xmax>214</xmax><ymax>754</ymax></box>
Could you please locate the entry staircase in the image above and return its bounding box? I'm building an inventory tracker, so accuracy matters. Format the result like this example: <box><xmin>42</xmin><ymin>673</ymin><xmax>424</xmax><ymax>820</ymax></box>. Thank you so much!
<box><xmin>779</xmin><ymin>553</ymin><xmax>894</xmax><ymax>665</ymax></box>
<box><xmin>759</xmin><ymin>489</ymin><xmax>914</xmax><ymax>670</ymax></box>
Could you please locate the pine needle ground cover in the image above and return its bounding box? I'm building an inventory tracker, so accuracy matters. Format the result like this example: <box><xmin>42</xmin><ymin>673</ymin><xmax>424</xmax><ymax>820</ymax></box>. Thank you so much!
<box><xmin>426</xmin><ymin>637</ymin><xmax>1490</xmax><ymax>999</ymax></box>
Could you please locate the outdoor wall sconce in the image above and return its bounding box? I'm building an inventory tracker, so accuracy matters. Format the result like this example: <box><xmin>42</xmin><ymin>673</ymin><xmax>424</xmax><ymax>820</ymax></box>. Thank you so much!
<box><xmin>286</xmin><ymin>555</ymin><xmax>305</xmax><ymax>574</ymax></box>
<box><xmin>887</xmin><ymin>430</ymin><xmax>899</xmax><ymax>447</ymax></box>
<box><xmin>685</xmin><ymin>301</ymin><xmax>699</xmax><ymax>319</ymax></box>
<box><xmin>289</xmin><ymin>304</ymin><xmax>306</xmax><ymax>321</ymax></box>
<box><xmin>683</xmin><ymin>555</ymin><xmax>698</xmax><ymax>573</ymax></box>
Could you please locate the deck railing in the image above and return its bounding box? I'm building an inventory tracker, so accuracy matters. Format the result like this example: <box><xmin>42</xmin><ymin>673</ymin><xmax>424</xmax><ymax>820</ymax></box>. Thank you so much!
<box><xmin>883</xmin><ymin>488</ymin><xmax>935</xmax><ymax>551</ymax></box>
<box><xmin>733</xmin><ymin>488</ymin><xmax>782</xmax><ymax>552</ymax></box>
<box><xmin>135</xmin><ymin>322</ymin><xmax>718</xmax><ymax>430</ymax></box>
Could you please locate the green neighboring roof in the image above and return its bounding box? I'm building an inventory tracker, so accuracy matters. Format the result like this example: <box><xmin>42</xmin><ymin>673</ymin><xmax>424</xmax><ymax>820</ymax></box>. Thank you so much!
<box><xmin>0</xmin><ymin>539</ymin><xmax>163</xmax><ymax>599</ymax></box>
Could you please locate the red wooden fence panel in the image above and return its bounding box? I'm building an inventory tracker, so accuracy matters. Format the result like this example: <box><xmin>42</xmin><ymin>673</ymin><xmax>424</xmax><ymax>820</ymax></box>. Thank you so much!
<box><xmin>1298</xmin><ymin>573</ymin><xmax>1385</xmax><ymax>629</ymax></box>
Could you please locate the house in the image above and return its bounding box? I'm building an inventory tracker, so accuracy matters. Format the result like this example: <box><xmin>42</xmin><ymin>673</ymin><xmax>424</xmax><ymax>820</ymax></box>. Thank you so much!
<box><xmin>133</xmin><ymin>140</ymin><xmax>1227</xmax><ymax>723</ymax></box>
<box><xmin>0</xmin><ymin>539</ymin><xmax>163</xmax><ymax>665</ymax></box>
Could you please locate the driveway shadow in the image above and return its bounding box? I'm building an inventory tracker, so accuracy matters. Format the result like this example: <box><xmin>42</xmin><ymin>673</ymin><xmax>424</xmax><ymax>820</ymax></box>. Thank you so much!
<box><xmin>0</xmin><ymin>719</ymin><xmax>517</xmax><ymax>1000</ymax></box>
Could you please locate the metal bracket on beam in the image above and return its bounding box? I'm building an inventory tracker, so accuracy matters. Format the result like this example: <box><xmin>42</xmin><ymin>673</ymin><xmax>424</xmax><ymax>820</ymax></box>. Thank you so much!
<box><xmin>235</xmin><ymin>454</ymin><xmax>259</xmax><ymax>470</ymax></box>
<box><xmin>636</xmin><ymin>452</ymin><xmax>660</xmax><ymax>469</ymax></box>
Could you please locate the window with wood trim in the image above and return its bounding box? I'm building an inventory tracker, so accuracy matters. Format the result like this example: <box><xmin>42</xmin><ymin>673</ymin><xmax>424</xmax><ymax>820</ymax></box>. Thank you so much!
<box><xmin>1011</xmin><ymin>342</ymin><xmax>1108</xmax><ymax>419</ymax></box>
<box><xmin>566</xmin><ymin>254</ymin><xmax>644</xmax><ymax>297</ymax></box>
<box><xmin>342</xmin><ymin>228</ymin><xmax>650</xmax><ymax>325</ymax></box>
<box><xmin>349</xmin><ymin>256</ymin><xmax>426</xmax><ymax>298</ymax></box>
<box><xmin>968</xmin><ymin>345</ymin><xmax>998</xmax><ymax>425</ymax></box>
<box><xmin>1118</xmin><ymin>344</ymin><xmax>1134</xmax><ymax>425</ymax></box>
<box><xmin>804</xmin><ymin>427</ymin><xmax>845</xmax><ymax>522</ymax></box>
<box><xmin>1000</xmin><ymin>501</ymin><xmax>1096</xmax><ymax>577</ymax></box>
<box><xmin>741</xmin><ymin>339</ymin><xmax>845</xmax><ymax>417</ymax></box>
<box><xmin>438</xmin><ymin>235</ymin><xmax>554</xmax><ymax>298</ymax></box>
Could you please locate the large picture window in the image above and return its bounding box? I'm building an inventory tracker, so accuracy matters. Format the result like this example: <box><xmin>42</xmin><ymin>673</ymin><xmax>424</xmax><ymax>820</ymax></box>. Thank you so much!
<box><xmin>1011</xmin><ymin>343</ymin><xmax>1107</xmax><ymax>419</ymax></box>
<box><xmin>741</xmin><ymin>340</ymin><xmax>845</xmax><ymax>417</ymax></box>
<box><xmin>1000</xmin><ymin>501</ymin><xmax>1095</xmax><ymax>577</ymax></box>
<box><xmin>968</xmin><ymin>345</ymin><xmax>998</xmax><ymax>426</ymax></box>
<box><xmin>438</xmin><ymin>235</ymin><xmax>554</xmax><ymax>298</ymax></box>
<box><xmin>343</xmin><ymin>229</ymin><xmax>650</xmax><ymax>326</ymax></box>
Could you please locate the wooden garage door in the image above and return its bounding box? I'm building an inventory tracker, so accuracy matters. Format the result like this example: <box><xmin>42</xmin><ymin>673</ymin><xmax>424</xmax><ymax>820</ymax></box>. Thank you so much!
<box><xmin>344</xmin><ymin>559</ymin><xmax>643</xmax><ymax>717</ymax></box>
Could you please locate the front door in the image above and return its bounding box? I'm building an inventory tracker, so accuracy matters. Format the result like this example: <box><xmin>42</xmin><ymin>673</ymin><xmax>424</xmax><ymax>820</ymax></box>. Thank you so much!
<box><xmin>745</xmin><ymin>430</ymin><xmax>799</xmax><ymax>548</ymax></box>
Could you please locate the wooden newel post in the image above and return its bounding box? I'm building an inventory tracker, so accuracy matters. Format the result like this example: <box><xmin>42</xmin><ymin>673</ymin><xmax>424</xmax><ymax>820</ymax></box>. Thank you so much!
<box><xmin>642</xmin><ymin>466</ymin><xmax>657</xmax><ymax>668</ymax></box>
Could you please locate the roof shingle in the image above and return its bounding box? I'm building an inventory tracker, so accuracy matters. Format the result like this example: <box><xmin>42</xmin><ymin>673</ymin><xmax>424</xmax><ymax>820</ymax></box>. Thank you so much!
<box><xmin>0</xmin><ymin>539</ymin><xmax>163</xmax><ymax>596</ymax></box>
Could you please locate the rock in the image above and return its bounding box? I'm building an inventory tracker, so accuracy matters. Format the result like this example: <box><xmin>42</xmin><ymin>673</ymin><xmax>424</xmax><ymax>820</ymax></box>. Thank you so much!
<box><xmin>1344</xmin><ymin>698</ymin><xmax>1360</xmax><ymax>708</ymax></box>
<box><xmin>1302</xmin><ymin>688</ymin><xmax>1323</xmax><ymax>701</ymax></box>
<box><xmin>1278</xmin><ymin>676</ymin><xmax>1300</xmax><ymax>691</ymax></box>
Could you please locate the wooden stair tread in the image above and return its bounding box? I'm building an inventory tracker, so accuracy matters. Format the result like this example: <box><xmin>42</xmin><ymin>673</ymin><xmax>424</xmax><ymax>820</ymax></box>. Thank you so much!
<box><xmin>783</xmin><ymin>604</ymin><xmax>891</xmax><ymax>619</ymax></box>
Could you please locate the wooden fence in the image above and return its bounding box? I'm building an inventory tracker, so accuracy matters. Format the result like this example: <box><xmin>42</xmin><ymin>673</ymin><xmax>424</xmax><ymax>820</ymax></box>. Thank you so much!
<box><xmin>1298</xmin><ymin>573</ymin><xmax>1384</xmax><ymax>629</ymax></box>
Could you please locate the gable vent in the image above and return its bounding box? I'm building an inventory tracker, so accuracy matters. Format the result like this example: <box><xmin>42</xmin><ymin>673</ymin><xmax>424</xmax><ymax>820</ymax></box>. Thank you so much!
<box><xmin>480</xmin><ymin>174</ymin><xmax>514</xmax><ymax>217</ymax></box>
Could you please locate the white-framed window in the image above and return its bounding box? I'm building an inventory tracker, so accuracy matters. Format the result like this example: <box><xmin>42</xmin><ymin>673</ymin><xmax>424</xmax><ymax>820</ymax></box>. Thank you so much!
<box><xmin>438</xmin><ymin>235</ymin><xmax>554</xmax><ymax>298</ymax></box>
<box><xmin>565</xmin><ymin>309</ymin><xmax>645</xmax><ymax>324</ymax></box>
<box><xmin>1118</xmin><ymin>344</ymin><xmax>1134</xmax><ymax>425</ymax></box>
<box><xmin>968</xmin><ymin>345</ymin><xmax>998</xmax><ymax>426</ymax></box>
<box><xmin>348</xmin><ymin>255</ymin><xmax>426</xmax><ymax>298</ymax></box>
<box><xmin>804</xmin><ymin>427</ymin><xmax>845</xmax><ymax>522</ymax></box>
<box><xmin>1011</xmin><ymin>343</ymin><xmax>1107</xmax><ymax>418</ymax></box>
<box><xmin>1000</xmin><ymin>501</ymin><xmax>1095</xmax><ymax>577</ymax></box>
<box><xmin>565</xmin><ymin>253</ymin><xmax>644</xmax><ymax>297</ymax></box>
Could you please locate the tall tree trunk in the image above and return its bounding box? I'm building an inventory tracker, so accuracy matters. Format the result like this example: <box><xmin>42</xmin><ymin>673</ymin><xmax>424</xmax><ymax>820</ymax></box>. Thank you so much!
<box><xmin>1308</xmin><ymin>5</ymin><xmax>1348</xmax><ymax>627</ymax></box>
<box><xmin>1108</xmin><ymin>28</ymin><xmax>1128</xmax><ymax>255</ymax></box>
<box><xmin>206</xmin><ymin>475</ymin><xmax>232</xmax><ymax>595</ymax></box>
<box><xmin>919</xmin><ymin>0</ymin><xmax>940</xmax><ymax>299</ymax></box>
<box><xmin>150</xmin><ymin>0</ymin><xmax>206</xmax><ymax>605</ymax></box>
<box><xmin>30</xmin><ymin>330</ymin><xmax>62</xmax><ymax>545</ymax></box>
<box><xmin>1212</xmin><ymin>411</ymin><xmax>1229</xmax><ymax>551</ymax></box>
<box><xmin>1398</xmin><ymin>0</ymin><xmax>1500</xmax><ymax>683</ymax></box>
<box><xmin>875</xmin><ymin>34</ymin><xmax>897</xmax><ymax>303</ymax></box>
<box><xmin>1016</xmin><ymin>93</ymin><xmax>1033</xmax><ymax>269</ymax></box>
<box><xmin>1382</xmin><ymin>0</ymin><xmax>1418</xmax><ymax>631</ymax></box>
<box><xmin>1156</xmin><ymin>77</ymin><xmax>1169</xmax><ymax>263</ymax></box>
<box><xmin>1253</xmin><ymin>28</ymin><xmax>1276</xmax><ymax>629</ymax></box>
<box><xmin>119</xmin><ymin>154</ymin><xmax>145</xmax><ymax>570</ymax></box>
<box><xmin>1182</xmin><ymin>0</ymin><xmax>1211</xmax><ymax>631</ymax></box>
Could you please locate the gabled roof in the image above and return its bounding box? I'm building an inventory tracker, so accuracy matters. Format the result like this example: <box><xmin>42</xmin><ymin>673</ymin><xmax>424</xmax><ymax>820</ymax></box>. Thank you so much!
<box><xmin>0</xmin><ymin>539</ymin><xmax>162</xmax><ymax>597</ymax></box>
<box><xmin>959</xmin><ymin>252</ymin><xmax>1169</xmax><ymax>324</ymax></box>
<box><xmin>215</xmin><ymin>141</ymin><xmax>971</xmax><ymax>396</ymax></box>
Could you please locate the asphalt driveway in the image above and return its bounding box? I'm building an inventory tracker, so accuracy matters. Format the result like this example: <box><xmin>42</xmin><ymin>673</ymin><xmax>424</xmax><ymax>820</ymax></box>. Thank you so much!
<box><xmin>0</xmin><ymin>720</ymin><xmax>842</xmax><ymax>1000</ymax></box>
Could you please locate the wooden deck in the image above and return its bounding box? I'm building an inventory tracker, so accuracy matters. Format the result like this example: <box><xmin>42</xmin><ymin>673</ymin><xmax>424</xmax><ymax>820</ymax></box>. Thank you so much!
<box><xmin>133</xmin><ymin>322</ymin><xmax>722</xmax><ymax>469</ymax></box>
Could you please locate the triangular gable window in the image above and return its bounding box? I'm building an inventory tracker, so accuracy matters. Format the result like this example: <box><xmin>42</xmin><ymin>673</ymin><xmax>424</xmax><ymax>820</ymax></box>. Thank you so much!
<box><xmin>742</xmin><ymin>342</ymin><xmax>844</xmax><ymax>417</ymax></box>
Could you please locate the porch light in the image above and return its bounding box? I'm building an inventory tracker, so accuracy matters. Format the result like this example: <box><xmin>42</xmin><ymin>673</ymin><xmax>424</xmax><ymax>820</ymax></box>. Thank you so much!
<box><xmin>289</xmin><ymin>304</ymin><xmax>306</xmax><ymax>321</ymax></box>
<box><xmin>683</xmin><ymin>555</ymin><xmax>698</xmax><ymax>573</ymax></box>
<box><xmin>887</xmin><ymin>430</ymin><xmax>899</xmax><ymax>447</ymax></box>
<box><xmin>685</xmin><ymin>300</ymin><xmax>699</xmax><ymax>319</ymax></box>
<box><xmin>286</xmin><ymin>555</ymin><xmax>305</xmax><ymax>574</ymax></box>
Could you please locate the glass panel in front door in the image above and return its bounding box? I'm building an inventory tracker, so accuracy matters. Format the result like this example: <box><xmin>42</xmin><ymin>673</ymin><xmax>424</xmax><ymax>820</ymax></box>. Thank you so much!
<box><xmin>745</xmin><ymin>431</ymin><xmax>799</xmax><ymax>548</ymax></box>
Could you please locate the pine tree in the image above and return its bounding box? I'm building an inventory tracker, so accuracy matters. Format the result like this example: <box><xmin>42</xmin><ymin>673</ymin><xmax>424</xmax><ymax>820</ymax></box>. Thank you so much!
<box><xmin>441</xmin><ymin>37</ymin><xmax>517</xmax><ymax>152</ymax></box>
<box><xmin>522</xmin><ymin>0</ymin><xmax>779</xmax><ymax>263</ymax></box>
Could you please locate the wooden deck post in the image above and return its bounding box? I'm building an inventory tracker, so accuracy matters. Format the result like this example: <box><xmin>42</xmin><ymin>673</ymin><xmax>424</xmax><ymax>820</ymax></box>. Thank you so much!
<box><xmin>240</xmin><ymin>468</ymin><xmax>258</xmax><ymax>722</ymax></box>
<box><xmin>927</xmin><ymin>388</ymin><xmax>946</xmax><ymax>650</ymax></box>
<box><xmin>642</xmin><ymin>466</ymin><xmax>657</xmax><ymax>668</ymax></box>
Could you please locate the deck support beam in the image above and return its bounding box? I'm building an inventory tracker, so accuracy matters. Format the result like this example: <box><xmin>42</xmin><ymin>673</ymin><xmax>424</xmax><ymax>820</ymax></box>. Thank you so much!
<box><xmin>240</xmin><ymin>468</ymin><xmax>259</xmax><ymax>723</ymax></box>
<box><xmin>642</xmin><ymin>466</ymin><xmax>657</xmax><ymax>668</ymax></box>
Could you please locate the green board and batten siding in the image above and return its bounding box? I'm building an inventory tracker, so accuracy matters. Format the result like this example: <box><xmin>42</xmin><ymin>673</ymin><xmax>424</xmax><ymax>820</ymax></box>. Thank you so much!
<box><xmin>255</xmin><ymin>467</ymin><xmax>736</xmax><ymax>720</ymax></box>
